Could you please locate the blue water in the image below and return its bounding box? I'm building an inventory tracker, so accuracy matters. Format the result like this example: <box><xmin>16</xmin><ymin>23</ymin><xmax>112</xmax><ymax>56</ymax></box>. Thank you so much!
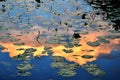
<box><xmin>0</xmin><ymin>0</ymin><xmax>93</xmax><ymax>30</ymax></box>
<box><xmin>0</xmin><ymin>50</ymin><xmax>120</xmax><ymax>80</ymax></box>
<box><xmin>0</xmin><ymin>0</ymin><xmax>120</xmax><ymax>80</ymax></box>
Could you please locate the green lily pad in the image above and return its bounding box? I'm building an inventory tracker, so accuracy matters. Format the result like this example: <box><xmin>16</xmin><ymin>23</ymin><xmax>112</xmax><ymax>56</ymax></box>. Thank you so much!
<box><xmin>43</xmin><ymin>46</ymin><xmax>53</xmax><ymax>55</ymax></box>
<box><xmin>79</xmin><ymin>31</ymin><xmax>89</xmax><ymax>35</ymax></box>
<box><xmin>13</xmin><ymin>42</ymin><xmax>25</xmax><ymax>46</ymax></box>
<box><xmin>109</xmin><ymin>30</ymin><xmax>120</xmax><ymax>33</ymax></box>
<box><xmin>105</xmin><ymin>35</ymin><xmax>120</xmax><ymax>39</ymax></box>
<box><xmin>58</xmin><ymin>69</ymin><xmax>77</xmax><ymax>77</ymax></box>
<box><xmin>51</xmin><ymin>62</ymin><xmax>67</xmax><ymax>68</ymax></box>
<box><xmin>51</xmin><ymin>56</ymin><xmax>65</xmax><ymax>62</ymax></box>
<box><xmin>81</xmin><ymin>55</ymin><xmax>94</xmax><ymax>59</ymax></box>
<box><xmin>12</xmin><ymin>48</ymin><xmax>36</xmax><ymax>60</ymax></box>
<box><xmin>46</xmin><ymin>39</ymin><xmax>60</xmax><ymax>44</ymax></box>
<box><xmin>47</xmin><ymin>50</ymin><xmax>54</xmax><ymax>55</ymax></box>
<box><xmin>12</xmin><ymin>54</ymin><xmax>25</xmax><ymax>60</ymax></box>
<box><xmin>98</xmin><ymin>39</ymin><xmax>110</xmax><ymax>44</ymax></box>
<box><xmin>17</xmin><ymin>63</ymin><xmax>34</xmax><ymax>71</ymax></box>
<box><xmin>64</xmin><ymin>43</ymin><xmax>74</xmax><ymax>48</ymax></box>
<box><xmin>63</xmin><ymin>49</ymin><xmax>73</xmax><ymax>53</ymax></box>
<box><xmin>0</xmin><ymin>44</ymin><xmax>6</xmax><ymax>50</ymax></box>
<box><xmin>74</xmin><ymin>43</ymin><xmax>82</xmax><ymax>47</ymax></box>
<box><xmin>97</xmin><ymin>36</ymin><xmax>106</xmax><ymax>40</ymax></box>
<box><xmin>16</xmin><ymin>48</ymin><xmax>25</xmax><ymax>51</ymax></box>
<box><xmin>51</xmin><ymin>56</ymin><xmax>80</xmax><ymax>77</ymax></box>
<box><xmin>18</xmin><ymin>70</ymin><xmax>31</xmax><ymax>77</ymax></box>
<box><xmin>87</xmin><ymin>41</ymin><xmax>100</xmax><ymax>47</ymax></box>
<box><xmin>44</xmin><ymin>46</ymin><xmax>52</xmax><ymax>51</ymax></box>
<box><xmin>87</xmin><ymin>49</ymin><xmax>94</xmax><ymax>52</ymax></box>
<box><xmin>0</xmin><ymin>36</ymin><xmax>20</xmax><ymax>42</ymax></box>
<box><xmin>25</xmin><ymin>48</ymin><xmax>37</xmax><ymax>53</ymax></box>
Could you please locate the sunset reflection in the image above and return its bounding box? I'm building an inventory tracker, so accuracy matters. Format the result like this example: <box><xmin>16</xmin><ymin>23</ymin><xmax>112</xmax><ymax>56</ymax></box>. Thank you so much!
<box><xmin>0</xmin><ymin>29</ymin><xmax>120</xmax><ymax>65</ymax></box>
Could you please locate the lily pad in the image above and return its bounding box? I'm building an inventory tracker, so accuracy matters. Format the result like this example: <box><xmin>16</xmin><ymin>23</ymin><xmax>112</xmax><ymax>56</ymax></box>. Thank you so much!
<box><xmin>51</xmin><ymin>62</ymin><xmax>79</xmax><ymax>77</ymax></box>
<box><xmin>16</xmin><ymin>48</ymin><xmax>25</xmax><ymax>51</ymax></box>
<box><xmin>51</xmin><ymin>56</ymin><xmax>80</xmax><ymax>77</ymax></box>
<box><xmin>0</xmin><ymin>36</ymin><xmax>20</xmax><ymax>42</ymax></box>
<box><xmin>97</xmin><ymin>36</ymin><xmax>106</xmax><ymax>40</ymax></box>
<box><xmin>47</xmin><ymin>50</ymin><xmax>54</xmax><ymax>55</ymax></box>
<box><xmin>64</xmin><ymin>43</ymin><xmax>74</xmax><ymax>48</ymax></box>
<box><xmin>18</xmin><ymin>70</ymin><xmax>31</xmax><ymax>77</ymax></box>
<box><xmin>87</xmin><ymin>49</ymin><xmax>94</xmax><ymax>52</ymax></box>
<box><xmin>98</xmin><ymin>39</ymin><xmax>110</xmax><ymax>44</ymax></box>
<box><xmin>43</xmin><ymin>46</ymin><xmax>53</xmax><ymax>55</ymax></box>
<box><xmin>81</xmin><ymin>55</ymin><xmax>94</xmax><ymax>59</ymax></box>
<box><xmin>13</xmin><ymin>42</ymin><xmax>25</xmax><ymax>46</ymax></box>
<box><xmin>51</xmin><ymin>62</ymin><xmax>68</xmax><ymax>68</ymax></box>
<box><xmin>44</xmin><ymin>46</ymin><xmax>52</xmax><ymax>51</ymax></box>
<box><xmin>105</xmin><ymin>35</ymin><xmax>120</xmax><ymax>39</ymax></box>
<box><xmin>63</xmin><ymin>49</ymin><xmax>73</xmax><ymax>53</ymax></box>
<box><xmin>46</xmin><ymin>39</ymin><xmax>60</xmax><ymax>44</ymax></box>
<box><xmin>0</xmin><ymin>44</ymin><xmax>6</xmax><ymax>50</ymax></box>
<box><xmin>74</xmin><ymin>43</ymin><xmax>82</xmax><ymax>47</ymax></box>
<box><xmin>12</xmin><ymin>54</ymin><xmax>25</xmax><ymax>60</ymax></box>
<box><xmin>79</xmin><ymin>31</ymin><xmax>89</xmax><ymax>35</ymax></box>
<box><xmin>17</xmin><ymin>63</ymin><xmax>34</xmax><ymax>71</ymax></box>
<box><xmin>87</xmin><ymin>41</ymin><xmax>100</xmax><ymax>47</ymax></box>
<box><xmin>24</xmin><ymin>48</ymin><xmax>37</xmax><ymax>53</ymax></box>
<box><xmin>52</xmin><ymin>56</ymin><xmax>65</xmax><ymax>62</ymax></box>
<box><xmin>109</xmin><ymin>30</ymin><xmax>120</xmax><ymax>33</ymax></box>
<box><xmin>58</xmin><ymin>69</ymin><xmax>77</xmax><ymax>77</ymax></box>
<box><xmin>12</xmin><ymin>48</ymin><xmax>36</xmax><ymax>60</ymax></box>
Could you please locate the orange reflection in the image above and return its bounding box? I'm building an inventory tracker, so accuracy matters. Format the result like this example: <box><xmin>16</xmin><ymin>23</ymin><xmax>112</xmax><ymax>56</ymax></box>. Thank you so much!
<box><xmin>0</xmin><ymin>29</ymin><xmax>120</xmax><ymax>65</ymax></box>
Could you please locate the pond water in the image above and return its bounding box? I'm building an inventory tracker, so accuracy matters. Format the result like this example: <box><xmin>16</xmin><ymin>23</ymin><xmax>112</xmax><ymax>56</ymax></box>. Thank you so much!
<box><xmin>0</xmin><ymin>0</ymin><xmax>120</xmax><ymax>80</ymax></box>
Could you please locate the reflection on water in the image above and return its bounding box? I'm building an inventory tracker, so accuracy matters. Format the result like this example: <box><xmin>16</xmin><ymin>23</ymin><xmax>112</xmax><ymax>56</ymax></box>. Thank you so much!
<box><xmin>0</xmin><ymin>0</ymin><xmax>120</xmax><ymax>79</ymax></box>
<box><xmin>0</xmin><ymin>30</ymin><xmax>120</xmax><ymax>65</ymax></box>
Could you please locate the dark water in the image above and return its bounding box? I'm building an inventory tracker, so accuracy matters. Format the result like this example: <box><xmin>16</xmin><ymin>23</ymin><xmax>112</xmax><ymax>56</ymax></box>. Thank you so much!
<box><xmin>0</xmin><ymin>50</ymin><xmax>120</xmax><ymax>80</ymax></box>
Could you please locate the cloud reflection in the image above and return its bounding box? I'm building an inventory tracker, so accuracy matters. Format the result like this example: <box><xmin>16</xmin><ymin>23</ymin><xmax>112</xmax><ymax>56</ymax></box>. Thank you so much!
<box><xmin>0</xmin><ymin>29</ymin><xmax>120</xmax><ymax>65</ymax></box>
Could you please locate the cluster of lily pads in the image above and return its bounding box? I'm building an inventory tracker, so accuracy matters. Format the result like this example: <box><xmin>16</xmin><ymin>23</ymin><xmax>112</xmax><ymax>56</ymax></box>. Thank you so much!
<box><xmin>13</xmin><ymin>48</ymin><xmax>36</xmax><ymax>61</ymax></box>
<box><xmin>0</xmin><ymin>43</ymin><xmax>106</xmax><ymax>78</ymax></box>
<box><xmin>82</xmin><ymin>64</ymin><xmax>106</xmax><ymax>76</ymax></box>
<box><xmin>0</xmin><ymin>0</ymin><xmax>115</xmax><ymax>50</ymax></box>
<box><xmin>97</xmin><ymin>36</ymin><xmax>110</xmax><ymax>44</ymax></box>
<box><xmin>45</xmin><ymin>34</ymin><xmax>73</xmax><ymax>44</ymax></box>
<box><xmin>0</xmin><ymin>35</ymin><xmax>20</xmax><ymax>42</ymax></box>
<box><xmin>12</xmin><ymin>48</ymin><xmax>36</xmax><ymax>76</ymax></box>
<box><xmin>62</xmin><ymin>40</ymin><xmax>82</xmax><ymax>53</ymax></box>
<box><xmin>51</xmin><ymin>56</ymin><xmax>80</xmax><ymax>77</ymax></box>
<box><xmin>87</xmin><ymin>34</ymin><xmax>120</xmax><ymax>47</ymax></box>
<box><xmin>41</xmin><ymin>46</ymin><xmax>54</xmax><ymax>55</ymax></box>
<box><xmin>88</xmin><ymin>0</ymin><xmax>120</xmax><ymax>30</ymax></box>
<box><xmin>17</xmin><ymin>62</ymin><xmax>34</xmax><ymax>76</ymax></box>
<box><xmin>0</xmin><ymin>33</ymin><xmax>25</xmax><ymax>47</ymax></box>
<box><xmin>98</xmin><ymin>35</ymin><xmax>120</xmax><ymax>41</ymax></box>
<box><xmin>0</xmin><ymin>0</ymin><xmax>119</xmax><ymax>78</ymax></box>
<box><xmin>51</xmin><ymin>56</ymin><xmax>106</xmax><ymax>77</ymax></box>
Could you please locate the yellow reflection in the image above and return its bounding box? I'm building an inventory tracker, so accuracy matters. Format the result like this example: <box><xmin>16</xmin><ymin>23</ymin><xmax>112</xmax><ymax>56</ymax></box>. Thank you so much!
<box><xmin>0</xmin><ymin>30</ymin><xmax>120</xmax><ymax>65</ymax></box>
